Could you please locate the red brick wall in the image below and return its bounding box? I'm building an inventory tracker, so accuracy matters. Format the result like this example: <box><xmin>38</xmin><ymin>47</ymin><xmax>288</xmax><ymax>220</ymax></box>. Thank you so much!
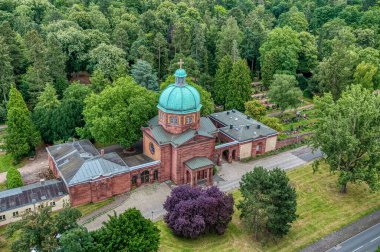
<box><xmin>171</xmin><ymin>136</ymin><xmax>216</xmax><ymax>184</ymax></box>
<box><xmin>48</xmin><ymin>155</ymin><xmax>60</xmax><ymax>178</ymax></box>
<box><xmin>159</xmin><ymin>110</ymin><xmax>201</xmax><ymax>134</ymax></box>
<box><xmin>276</xmin><ymin>133</ymin><xmax>312</xmax><ymax>149</ymax></box>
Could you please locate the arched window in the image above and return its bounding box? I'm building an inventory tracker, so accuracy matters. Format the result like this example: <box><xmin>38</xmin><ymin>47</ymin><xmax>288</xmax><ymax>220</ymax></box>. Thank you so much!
<box><xmin>131</xmin><ymin>175</ymin><xmax>137</xmax><ymax>185</ymax></box>
<box><xmin>141</xmin><ymin>170</ymin><xmax>150</xmax><ymax>183</ymax></box>
<box><xmin>169</xmin><ymin>116</ymin><xmax>178</xmax><ymax>125</ymax></box>
<box><xmin>149</xmin><ymin>142</ymin><xmax>155</xmax><ymax>154</ymax></box>
<box><xmin>185</xmin><ymin>116</ymin><xmax>193</xmax><ymax>124</ymax></box>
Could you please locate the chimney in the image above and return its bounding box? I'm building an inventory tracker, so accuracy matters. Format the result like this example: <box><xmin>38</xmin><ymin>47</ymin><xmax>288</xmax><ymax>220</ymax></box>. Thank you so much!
<box><xmin>257</xmin><ymin>124</ymin><xmax>261</xmax><ymax>129</ymax></box>
<box><xmin>227</xmin><ymin>111</ymin><xmax>230</xmax><ymax>115</ymax></box>
<box><xmin>232</xmin><ymin>109</ymin><xmax>235</xmax><ymax>113</ymax></box>
<box><xmin>100</xmin><ymin>149</ymin><xmax>105</xmax><ymax>156</ymax></box>
<box><xmin>230</xmin><ymin>125</ymin><xmax>233</xmax><ymax>129</ymax></box>
<box><xmin>247</xmin><ymin>116</ymin><xmax>251</xmax><ymax>119</ymax></box>
<box><xmin>246</xmin><ymin>125</ymin><xmax>250</xmax><ymax>129</ymax></box>
<box><xmin>40</xmin><ymin>179</ymin><xmax>45</xmax><ymax>185</ymax></box>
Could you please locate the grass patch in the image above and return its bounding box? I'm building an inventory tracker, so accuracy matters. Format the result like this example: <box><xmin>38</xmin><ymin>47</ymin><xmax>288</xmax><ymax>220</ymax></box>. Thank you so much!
<box><xmin>76</xmin><ymin>197</ymin><xmax>115</xmax><ymax>216</ymax></box>
<box><xmin>158</xmin><ymin>163</ymin><xmax>380</xmax><ymax>252</ymax></box>
<box><xmin>0</xmin><ymin>154</ymin><xmax>24</xmax><ymax>173</ymax></box>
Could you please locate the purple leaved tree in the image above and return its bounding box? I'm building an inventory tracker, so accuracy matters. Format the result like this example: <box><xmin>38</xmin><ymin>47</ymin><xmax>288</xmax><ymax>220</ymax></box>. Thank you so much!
<box><xmin>163</xmin><ymin>185</ymin><xmax>234</xmax><ymax>239</ymax></box>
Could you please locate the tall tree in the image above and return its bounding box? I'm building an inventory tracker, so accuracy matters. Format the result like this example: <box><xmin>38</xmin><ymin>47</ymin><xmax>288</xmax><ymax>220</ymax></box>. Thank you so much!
<box><xmin>267</xmin><ymin>74</ymin><xmax>302</xmax><ymax>112</ymax></box>
<box><xmin>5</xmin><ymin>86</ymin><xmax>40</xmax><ymax>162</ymax></box>
<box><xmin>214</xmin><ymin>55</ymin><xmax>233</xmax><ymax>106</ymax></box>
<box><xmin>225</xmin><ymin>59</ymin><xmax>252</xmax><ymax>111</ymax></box>
<box><xmin>297</xmin><ymin>32</ymin><xmax>318</xmax><ymax>74</ymax></box>
<box><xmin>260</xmin><ymin>27</ymin><xmax>301</xmax><ymax>87</ymax></box>
<box><xmin>153</xmin><ymin>32</ymin><xmax>169</xmax><ymax>79</ymax></box>
<box><xmin>79</xmin><ymin>77</ymin><xmax>157</xmax><ymax>147</ymax></box>
<box><xmin>216</xmin><ymin>16</ymin><xmax>242</xmax><ymax>62</ymax></box>
<box><xmin>22</xmin><ymin>30</ymin><xmax>52</xmax><ymax>106</ymax></box>
<box><xmin>191</xmin><ymin>22</ymin><xmax>208</xmax><ymax>73</ymax></box>
<box><xmin>0</xmin><ymin>37</ymin><xmax>13</xmax><ymax>103</ymax></box>
<box><xmin>312</xmin><ymin>85</ymin><xmax>380</xmax><ymax>193</ymax></box>
<box><xmin>91</xmin><ymin>208</ymin><xmax>160</xmax><ymax>251</ymax></box>
<box><xmin>32</xmin><ymin>84</ymin><xmax>60</xmax><ymax>143</ymax></box>
<box><xmin>88</xmin><ymin>43</ymin><xmax>128</xmax><ymax>81</ymax></box>
<box><xmin>45</xmin><ymin>35</ymin><xmax>68</xmax><ymax>98</ymax></box>
<box><xmin>278</xmin><ymin>7</ymin><xmax>308</xmax><ymax>32</ymax></box>
<box><xmin>131</xmin><ymin>60</ymin><xmax>159</xmax><ymax>91</ymax></box>
<box><xmin>238</xmin><ymin>167</ymin><xmax>297</xmax><ymax>239</ymax></box>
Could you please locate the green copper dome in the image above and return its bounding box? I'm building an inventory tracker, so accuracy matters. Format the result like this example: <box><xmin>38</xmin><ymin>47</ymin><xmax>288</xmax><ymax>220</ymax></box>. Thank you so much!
<box><xmin>158</xmin><ymin>69</ymin><xmax>202</xmax><ymax>114</ymax></box>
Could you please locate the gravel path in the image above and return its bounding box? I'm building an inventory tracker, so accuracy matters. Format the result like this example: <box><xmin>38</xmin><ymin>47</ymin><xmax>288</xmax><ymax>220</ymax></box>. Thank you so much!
<box><xmin>302</xmin><ymin>209</ymin><xmax>380</xmax><ymax>252</ymax></box>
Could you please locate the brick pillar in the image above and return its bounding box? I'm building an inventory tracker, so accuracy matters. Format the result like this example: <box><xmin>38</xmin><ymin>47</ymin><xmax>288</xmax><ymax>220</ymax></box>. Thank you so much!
<box><xmin>252</xmin><ymin>144</ymin><xmax>257</xmax><ymax>157</ymax></box>
<box><xmin>228</xmin><ymin>151</ymin><xmax>232</xmax><ymax>163</ymax></box>
<box><xmin>137</xmin><ymin>176</ymin><xmax>141</xmax><ymax>186</ymax></box>
<box><xmin>194</xmin><ymin>171</ymin><xmax>198</xmax><ymax>186</ymax></box>
<box><xmin>190</xmin><ymin>171</ymin><xmax>194</xmax><ymax>186</ymax></box>
<box><xmin>217</xmin><ymin>154</ymin><xmax>222</xmax><ymax>166</ymax></box>
<box><xmin>150</xmin><ymin>170</ymin><xmax>154</xmax><ymax>183</ymax></box>
<box><xmin>184</xmin><ymin>170</ymin><xmax>188</xmax><ymax>184</ymax></box>
<box><xmin>209</xmin><ymin>167</ymin><xmax>213</xmax><ymax>185</ymax></box>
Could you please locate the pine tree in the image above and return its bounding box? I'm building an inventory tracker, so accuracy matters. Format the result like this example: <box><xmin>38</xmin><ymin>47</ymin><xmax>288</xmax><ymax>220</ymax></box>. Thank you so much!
<box><xmin>131</xmin><ymin>60</ymin><xmax>159</xmax><ymax>91</ymax></box>
<box><xmin>45</xmin><ymin>35</ymin><xmax>68</xmax><ymax>98</ymax></box>
<box><xmin>5</xmin><ymin>86</ymin><xmax>40</xmax><ymax>162</ymax></box>
<box><xmin>214</xmin><ymin>55</ymin><xmax>233</xmax><ymax>106</ymax></box>
<box><xmin>225</xmin><ymin>59</ymin><xmax>252</xmax><ymax>111</ymax></box>
<box><xmin>0</xmin><ymin>37</ymin><xmax>14</xmax><ymax>103</ymax></box>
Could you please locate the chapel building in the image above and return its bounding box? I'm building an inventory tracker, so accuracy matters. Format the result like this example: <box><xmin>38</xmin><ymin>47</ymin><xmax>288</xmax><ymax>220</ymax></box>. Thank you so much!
<box><xmin>47</xmin><ymin>67</ymin><xmax>278</xmax><ymax>206</ymax></box>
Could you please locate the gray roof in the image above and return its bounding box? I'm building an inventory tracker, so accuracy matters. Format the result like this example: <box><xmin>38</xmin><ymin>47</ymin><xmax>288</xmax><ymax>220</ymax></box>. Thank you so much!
<box><xmin>209</xmin><ymin>110</ymin><xmax>277</xmax><ymax>142</ymax></box>
<box><xmin>147</xmin><ymin>116</ymin><xmax>217</xmax><ymax>147</ymax></box>
<box><xmin>0</xmin><ymin>179</ymin><xmax>68</xmax><ymax>212</ymax></box>
<box><xmin>47</xmin><ymin>140</ymin><xmax>129</xmax><ymax>186</ymax></box>
<box><xmin>185</xmin><ymin>157</ymin><xmax>214</xmax><ymax>170</ymax></box>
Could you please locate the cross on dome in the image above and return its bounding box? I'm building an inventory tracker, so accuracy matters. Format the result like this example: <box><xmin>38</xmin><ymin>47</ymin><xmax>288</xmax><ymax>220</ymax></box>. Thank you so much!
<box><xmin>178</xmin><ymin>58</ymin><xmax>184</xmax><ymax>69</ymax></box>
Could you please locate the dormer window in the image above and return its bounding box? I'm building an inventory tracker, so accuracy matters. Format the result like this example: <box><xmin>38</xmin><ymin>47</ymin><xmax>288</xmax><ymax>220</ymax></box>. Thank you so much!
<box><xmin>169</xmin><ymin>116</ymin><xmax>178</xmax><ymax>125</ymax></box>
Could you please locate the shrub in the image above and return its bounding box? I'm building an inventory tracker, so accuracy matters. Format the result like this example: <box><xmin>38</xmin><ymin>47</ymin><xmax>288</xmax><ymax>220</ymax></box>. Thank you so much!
<box><xmin>164</xmin><ymin>185</ymin><xmax>234</xmax><ymax>239</ymax></box>
<box><xmin>6</xmin><ymin>168</ymin><xmax>23</xmax><ymax>189</ymax></box>
<box><xmin>91</xmin><ymin>208</ymin><xmax>160</xmax><ymax>251</ymax></box>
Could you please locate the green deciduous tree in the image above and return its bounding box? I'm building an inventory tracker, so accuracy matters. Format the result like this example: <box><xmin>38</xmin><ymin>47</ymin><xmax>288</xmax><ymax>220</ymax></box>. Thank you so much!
<box><xmin>32</xmin><ymin>84</ymin><xmax>60</xmax><ymax>143</ymax></box>
<box><xmin>0</xmin><ymin>37</ymin><xmax>13</xmax><ymax>103</ymax></box>
<box><xmin>244</xmin><ymin>99</ymin><xmax>266</xmax><ymax>120</ymax></box>
<box><xmin>238</xmin><ymin>167</ymin><xmax>297</xmax><ymax>239</ymax></box>
<box><xmin>5</xmin><ymin>86</ymin><xmax>40</xmax><ymax>162</ymax></box>
<box><xmin>353</xmin><ymin>62</ymin><xmax>378</xmax><ymax>90</ymax></box>
<box><xmin>261</xmin><ymin>116</ymin><xmax>283</xmax><ymax>132</ymax></box>
<box><xmin>298</xmin><ymin>32</ymin><xmax>318</xmax><ymax>74</ymax></box>
<box><xmin>91</xmin><ymin>208</ymin><xmax>160</xmax><ymax>252</ymax></box>
<box><xmin>59</xmin><ymin>227</ymin><xmax>96</xmax><ymax>252</ymax></box>
<box><xmin>267</xmin><ymin>74</ymin><xmax>302</xmax><ymax>112</ymax></box>
<box><xmin>225</xmin><ymin>59</ymin><xmax>251</xmax><ymax>111</ymax></box>
<box><xmin>79</xmin><ymin>77</ymin><xmax>157</xmax><ymax>147</ymax></box>
<box><xmin>278</xmin><ymin>7</ymin><xmax>308</xmax><ymax>32</ymax></box>
<box><xmin>6</xmin><ymin>168</ymin><xmax>23</xmax><ymax>189</ymax></box>
<box><xmin>312</xmin><ymin>85</ymin><xmax>380</xmax><ymax>193</ymax></box>
<box><xmin>131</xmin><ymin>60</ymin><xmax>159</xmax><ymax>91</ymax></box>
<box><xmin>260</xmin><ymin>27</ymin><xmax>301</xmax><ymax>87</ymax></box>
<box><xmin>88</xmin><ymin>43</ymin><xmax>128</xmax><ymax>81</ymax></box>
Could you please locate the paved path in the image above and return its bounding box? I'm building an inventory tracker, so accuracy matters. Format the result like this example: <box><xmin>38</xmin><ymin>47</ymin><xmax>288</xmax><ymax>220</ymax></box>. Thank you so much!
<box><xmin>82</xmin><ymin>146</ymin><xmax>322</xmax><ymax>231</ymax></box>
<box><xmin>303</xmin><ymin>209</ymin><xmax>380</xmax><ymax>252</ymax></box>
<box><xmin>327</xmin><ymin>223</ymin><xmax>380</xmax><ymax>252</ymax></box>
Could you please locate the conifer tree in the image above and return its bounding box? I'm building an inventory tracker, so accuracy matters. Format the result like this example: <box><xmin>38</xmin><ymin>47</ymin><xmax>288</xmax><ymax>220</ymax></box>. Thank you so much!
<box><xmin>5</xmin><ymin>86</ymin><xmax>40</xmax><ymax>162</ymax></box>
<box><xmin>191</xmin><ymin>22</ymin><xmax>208</xmax><ymax>73</ymax></box>
<box><xmin>214</xmin><ymin>55</ymin><xmax>233</xmax><ymax>106</ymax></box>
<box><xmin>131</xmin><ymin>60</ymin><xmax>159</xmax><ymax>91</ymax></box>
<box><xmin>225</xmin><ymin>59</ymin><xmax>252</xmax><ymax>111</ymax></box>
<box><xmin>153</xmin><ymin>32</ymin><xmax>169</xmax><ymax>79</ymax></box>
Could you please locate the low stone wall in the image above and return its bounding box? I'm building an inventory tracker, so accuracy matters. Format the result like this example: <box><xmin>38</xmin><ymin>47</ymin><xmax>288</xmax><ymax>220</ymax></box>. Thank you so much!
<box><xmin>276</xmin><ymin>133</ymin><xmax>313</xmax><ymax>149</ymax></box>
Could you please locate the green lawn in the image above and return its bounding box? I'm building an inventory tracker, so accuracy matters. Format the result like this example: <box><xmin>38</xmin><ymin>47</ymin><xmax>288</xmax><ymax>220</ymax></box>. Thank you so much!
<box><xmin>0</xmin><ymin>154</ymin><xmax>24</xmax><ymax>173</ymax></box>
<box><xmin>76</xmin><ymin>197</ymin><xmax>115</xmax><ymax>216</ymax></box>
<box><xmin>158</xmin><ymin>164</ymin><xmax>380</xmax><ymax>252</ymax></box>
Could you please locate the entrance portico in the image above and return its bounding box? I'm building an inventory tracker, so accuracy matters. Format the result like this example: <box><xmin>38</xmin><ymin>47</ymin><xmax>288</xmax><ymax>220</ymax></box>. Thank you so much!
<box><xmin>184</xmin><ymin>157</ymin><xmax>214</xmax><ymax>187</ymax></box>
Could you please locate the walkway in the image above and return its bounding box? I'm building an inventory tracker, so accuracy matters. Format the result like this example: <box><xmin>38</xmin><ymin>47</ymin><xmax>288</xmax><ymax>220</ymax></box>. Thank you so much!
<box><xmin>82</xmin><ymin>146</ymin><xmax>322</xmax><ymax>231</ymax></box>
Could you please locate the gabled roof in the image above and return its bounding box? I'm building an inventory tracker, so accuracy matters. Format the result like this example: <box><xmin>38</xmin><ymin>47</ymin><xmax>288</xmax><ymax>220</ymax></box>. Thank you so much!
<box><xmin>0</xmin><ymin>179</ymin><xmax>68</xmax><ymax>212</ymax></box>
<box><xmin>185</xmin><ymin>157</ymin><xmax>214</xmax><ymax>170</ymax></box>
<box><xmin>209</xmin><ymin>110</ymin><xmax>277</xmax><ymax>142</ymax></box>
<box><xmin>147</xmin><ymin>116</ymin><xmax>217</xmax><ymax>147</ymax></box>
<box><xmin>47</xmin><ymin>140</ymin><xmax>129</xmax><ymax>186</ymax></box>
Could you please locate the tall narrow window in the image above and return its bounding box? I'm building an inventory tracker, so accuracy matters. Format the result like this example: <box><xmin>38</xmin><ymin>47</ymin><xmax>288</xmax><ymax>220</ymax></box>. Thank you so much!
<box><xmin>186</xmin><ymin>116</ymin><xmax>193</xmax><ymax>124</ymax></box>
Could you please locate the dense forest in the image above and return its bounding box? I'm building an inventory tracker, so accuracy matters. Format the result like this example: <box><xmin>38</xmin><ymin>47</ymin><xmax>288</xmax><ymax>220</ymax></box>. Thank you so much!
<box><xmin>1</xmin><ymin>0</ymin><xmax>380</xmax><ymax>160</ymax></box>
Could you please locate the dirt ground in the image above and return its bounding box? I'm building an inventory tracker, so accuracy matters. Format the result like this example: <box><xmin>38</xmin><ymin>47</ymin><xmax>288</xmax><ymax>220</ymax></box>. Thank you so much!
<box><xmin>0</xmin><ymin>148</ymin><xmax>51</xmax><ymax>185</ymax></box>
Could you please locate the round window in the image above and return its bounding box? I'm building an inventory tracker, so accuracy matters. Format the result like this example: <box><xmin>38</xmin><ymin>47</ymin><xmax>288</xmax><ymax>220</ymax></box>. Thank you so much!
<box><xmin>149</xmin><ymin>142</ymin><xmax>155</xmax><ymax>154</ymax></box>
